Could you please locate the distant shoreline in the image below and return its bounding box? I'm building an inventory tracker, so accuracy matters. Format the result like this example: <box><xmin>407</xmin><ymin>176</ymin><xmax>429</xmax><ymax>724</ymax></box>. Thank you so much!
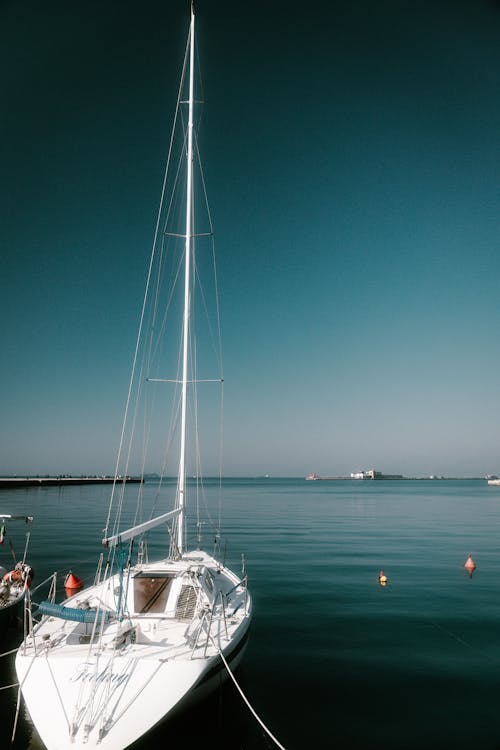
<box><xmin>305</xmin><ymin>475</ymin><xmax>488</xmax><ymax>481</ymax></box>
<box><xmin>0</xmin><ymin>475</ymin><xmax>491</xmax><ymax>490</ymax></box>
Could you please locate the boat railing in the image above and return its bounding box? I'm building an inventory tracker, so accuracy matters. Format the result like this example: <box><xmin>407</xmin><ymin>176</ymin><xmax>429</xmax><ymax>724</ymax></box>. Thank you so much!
<box><xmin>191</xmin><ymin>590</ymin><xmax>229</xmax><ymax>658</ymax></box>
<box><xmin>22</xmin><ymin>589</ymin><xmax>35</xmax><ymax>650</ymax></box>
<box><xmin>28</xmin><ymin>570</ymin><xmax>58</xmax><ymax>603</ymax></box>
<box><xmin>225</xmin><ymin>574</ymin><xmax>247</xmax><ymax>600</ymax></box>
<box><xmin>202</xmin><ymin>599</ymin><xmax>216</xmax><ymax>656</ymax></box>
<box><xmin>95</xmin><ymin>553</ymin><xmax>104</xmax><ymax>585</ymax></box>
<box><xmin>220</xmin><ymin>589</ymin><xmax>229</xmax><ymax>639</ymax></box>
<box><xmin>20</xmin><ymin>571</ymin><xmax>58</xmax><ymax>655</ymax></box>
<box><xmin>225</xmin><ymin>574</ymin><xmax>249</xmax><ymax>615</ymax></box>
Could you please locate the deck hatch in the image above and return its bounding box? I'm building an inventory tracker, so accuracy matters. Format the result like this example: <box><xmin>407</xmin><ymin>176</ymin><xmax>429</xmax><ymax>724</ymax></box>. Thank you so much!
<box><xmin>134</xmin><ymin>575</ymin><xmax>174</xmax><ymax>613</ymax></box>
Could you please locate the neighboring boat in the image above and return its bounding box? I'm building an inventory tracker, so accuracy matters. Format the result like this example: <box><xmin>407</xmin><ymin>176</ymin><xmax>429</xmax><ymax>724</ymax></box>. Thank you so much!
<box><xmin>16</xmin><ymin>7</ymin><xmax>252</xmax><ymax>749</ymax></box>
<box><xmin>487</xmin><ymin>478</ymin><xmax>500</xmax><ymax>486</ymax></box>
<box><xmin>0</xmin><ymin>514</ymin><xmax>34</xmax><ymax>636</ymax></box>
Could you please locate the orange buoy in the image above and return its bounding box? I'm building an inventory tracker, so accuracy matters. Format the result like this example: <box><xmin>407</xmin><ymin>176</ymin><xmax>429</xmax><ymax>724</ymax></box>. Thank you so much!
<box><xmin>64</xmin><ymin>571</ymin><xmax>84</xmax><ymax>592</ymax></box>
<box><xmin>378</xmin><ymin>570</ymin><xmax>388</xmax><ymax>586</ymax></box>
<box><xmin>464</xmin><ymin>554</ymin><xmax>476</xmax><ymax>577</ymax></box>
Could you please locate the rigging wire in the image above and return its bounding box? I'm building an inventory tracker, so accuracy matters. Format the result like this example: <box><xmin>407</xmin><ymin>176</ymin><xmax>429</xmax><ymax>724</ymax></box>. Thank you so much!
<box><xmin>104</xmin><ymin>22</ymin><xmax>191</xmax><ymax>546</ymax></box>
<box><xmin>195</xmin><ymin>131</ymin><xmax>225</xmax><ymax>543</ymax></box>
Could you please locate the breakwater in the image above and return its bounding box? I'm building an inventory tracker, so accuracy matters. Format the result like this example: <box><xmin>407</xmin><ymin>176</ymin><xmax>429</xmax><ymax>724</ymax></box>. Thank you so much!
<box><xmin>0</xmin><ymin>476</ymin><xmax>143</xmax><ymax>489</ymax></box>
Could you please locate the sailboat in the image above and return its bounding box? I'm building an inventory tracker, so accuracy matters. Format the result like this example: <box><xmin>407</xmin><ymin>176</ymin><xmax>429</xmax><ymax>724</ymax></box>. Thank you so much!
<box><xmin>15</xmin><ymin>6</ymin><xmax>252</xmax><ymax>749</ymax></box>
<box><xmin>0</xmin><ymin>514</ymin><xmax>34</xmax><ymax>636</ymax></box>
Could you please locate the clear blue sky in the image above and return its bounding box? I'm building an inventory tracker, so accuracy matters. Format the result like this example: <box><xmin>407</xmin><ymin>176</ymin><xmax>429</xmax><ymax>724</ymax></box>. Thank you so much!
<box><xmin>1</xmin><ymin>0</ymin><xmax>500</xmax><ymax>477</ymax></box>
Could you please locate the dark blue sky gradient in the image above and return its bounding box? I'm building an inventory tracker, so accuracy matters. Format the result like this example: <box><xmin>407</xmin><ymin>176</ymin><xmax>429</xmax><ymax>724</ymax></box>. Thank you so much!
<box><xmin>1</xmin><ymin>1</ymin><xmax>500</xmax><ymax>476</ymax></box>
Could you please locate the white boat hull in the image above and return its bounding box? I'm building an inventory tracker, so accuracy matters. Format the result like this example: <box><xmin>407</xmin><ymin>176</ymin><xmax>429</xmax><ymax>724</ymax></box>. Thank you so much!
<box><xmin>16</xmin><ymin>552</ymin><xmax>251</xmax><ymax>750</ymax></box>
<box><xmin>18</xmin><ymin>643</ymin><xmax>247</xmax><ymax>749</ymax></box>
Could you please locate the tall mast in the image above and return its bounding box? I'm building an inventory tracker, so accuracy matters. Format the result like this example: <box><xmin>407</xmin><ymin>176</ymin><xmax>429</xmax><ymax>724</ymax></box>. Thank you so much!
<box><xmin>177</xmin><ymin>4</ymin><xmax>195</xmax><ymax>555</ymax></box>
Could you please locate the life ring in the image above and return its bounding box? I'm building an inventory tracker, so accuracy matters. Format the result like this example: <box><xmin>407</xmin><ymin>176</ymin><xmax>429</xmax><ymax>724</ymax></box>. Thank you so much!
<box><xmin>3</xmin><ymin>564</ymin><xmax>33</xmax><ymax>586</ymax></box>
<box><xmin>3</xmin><ymin>568</ymin><xmax>23</xmax><ymax>583</ymax></box>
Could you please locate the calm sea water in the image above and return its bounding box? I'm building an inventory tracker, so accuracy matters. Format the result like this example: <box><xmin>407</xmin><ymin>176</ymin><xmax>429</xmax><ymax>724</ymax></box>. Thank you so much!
<box><xmin>2</xmin><ymin>478</ymin><xmax>500</xmax><ymax>750</ymax></box>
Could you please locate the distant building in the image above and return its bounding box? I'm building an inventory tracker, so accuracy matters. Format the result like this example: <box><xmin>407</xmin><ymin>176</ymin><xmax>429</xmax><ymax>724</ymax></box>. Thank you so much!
<box><xmin>351</xmin><ymin>469</ymin><xmax>403</xmax><ymax>480</ymax></box>
<box><xmin>351</xmin><ymin>469</ymin><xmax>381</xmax><ymax>480</ymax></box>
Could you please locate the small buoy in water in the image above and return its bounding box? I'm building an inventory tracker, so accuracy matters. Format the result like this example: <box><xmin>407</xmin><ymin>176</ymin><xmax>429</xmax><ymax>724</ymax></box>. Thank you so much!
<box><xmin>64</xmin><ymin>571</ymin><xmax>84</xmax><ymax>592</ymax></box>
<box><xmin>378</xmin><ymin>570</ymin><xmax>388</xmax><ymax>586</ymax></box>
<box><xmin>464</xmin><ymin>554</ymin><xmax>476</xmax><ymax>577</ymax></box>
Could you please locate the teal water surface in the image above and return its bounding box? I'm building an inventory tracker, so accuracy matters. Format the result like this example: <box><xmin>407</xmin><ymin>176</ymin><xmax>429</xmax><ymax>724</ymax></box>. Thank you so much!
<box><xmin>1</xmin><ymin>478</ymin><xmax>500</xmax><ymax>749</ymax></box>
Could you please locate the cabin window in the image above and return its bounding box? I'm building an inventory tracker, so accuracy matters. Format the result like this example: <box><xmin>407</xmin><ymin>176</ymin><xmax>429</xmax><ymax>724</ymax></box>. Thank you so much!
<box><xmin>134</xmin><ymin>574</ymin><xmax>174</xmax><ymax>614</ymax></box>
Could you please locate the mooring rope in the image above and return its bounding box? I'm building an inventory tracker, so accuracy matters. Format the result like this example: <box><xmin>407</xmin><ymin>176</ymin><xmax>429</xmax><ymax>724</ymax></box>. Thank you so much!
<box><xmin>215</xmin><ymin>644</ymin><xmax>287</xmax><ymax>750</ymax></box>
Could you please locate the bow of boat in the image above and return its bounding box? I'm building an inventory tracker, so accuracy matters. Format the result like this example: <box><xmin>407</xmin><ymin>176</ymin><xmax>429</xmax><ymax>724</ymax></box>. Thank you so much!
<box><xmin>16</xmin><ymin>552</ymin><xmax>251</xmax><ymax>749</ymax></box>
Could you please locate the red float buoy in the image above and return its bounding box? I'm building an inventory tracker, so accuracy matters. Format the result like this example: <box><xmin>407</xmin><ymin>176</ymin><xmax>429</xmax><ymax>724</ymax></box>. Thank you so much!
<box><xmin>64</xmin><ymin>571</ymin><xmax>84</xmax><ymax>592</ymax></box>
<box><xmin>464</xmin><ymin>554</ymin><xmax>476</xmax><ymax>577</ymax></box>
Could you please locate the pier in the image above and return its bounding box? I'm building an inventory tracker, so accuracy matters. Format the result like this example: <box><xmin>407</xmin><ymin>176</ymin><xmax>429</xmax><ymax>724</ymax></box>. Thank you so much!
<box><xmin>0</xmin><ymin>476</ymin><xmax>143</xmax><ymax>489</ymax></box>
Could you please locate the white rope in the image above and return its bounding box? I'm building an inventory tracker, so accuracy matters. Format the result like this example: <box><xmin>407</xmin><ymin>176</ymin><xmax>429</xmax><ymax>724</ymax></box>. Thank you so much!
<box><xmin>216</xmin><ymin>646</ymin><xmax>287</xmax><ymax>750</ymax></box>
